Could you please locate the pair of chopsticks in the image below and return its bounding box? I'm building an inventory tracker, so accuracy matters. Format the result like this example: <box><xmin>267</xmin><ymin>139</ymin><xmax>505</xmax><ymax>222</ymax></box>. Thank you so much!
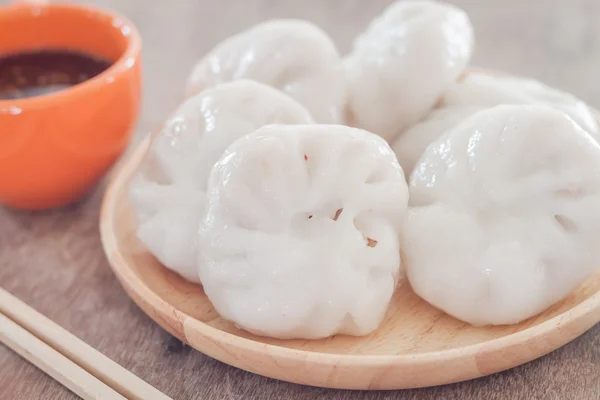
<box><xmin>0</xmin><ymin>287</ymin><xmax>172</xmax><ymax>400</ymax></box>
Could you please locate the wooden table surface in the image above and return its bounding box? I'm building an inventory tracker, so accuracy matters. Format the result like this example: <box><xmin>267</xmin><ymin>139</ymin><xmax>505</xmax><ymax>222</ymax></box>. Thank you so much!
<box><xmin>2</xmin><ymin>0</ymin><xmax>600</xmax><ymax>399</ymax></box>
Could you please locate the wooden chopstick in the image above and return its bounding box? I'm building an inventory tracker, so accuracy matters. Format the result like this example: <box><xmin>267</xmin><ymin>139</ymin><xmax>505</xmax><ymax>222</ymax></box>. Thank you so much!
<box><xmin>0</xmin><ymin>312</ymin><xmax>126</xmax><ymax>400</ymax></box>
<box><xmin>0</xmin><ymin>288</ymin><xmax>172</xmax><ymax>400</ymax></box>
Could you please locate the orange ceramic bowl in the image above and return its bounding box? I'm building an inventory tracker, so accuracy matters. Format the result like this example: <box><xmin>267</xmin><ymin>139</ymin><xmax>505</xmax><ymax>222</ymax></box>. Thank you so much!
<box><xmin>0</xmin><ymin>2</ymin><xmax>141</xmax><ymax>210</ymax></box>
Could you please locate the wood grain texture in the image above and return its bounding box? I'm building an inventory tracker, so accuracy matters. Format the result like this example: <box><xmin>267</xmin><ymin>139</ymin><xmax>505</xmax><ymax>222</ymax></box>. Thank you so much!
<box><xmin>0</xmin><ymin>313</ymin><xmax>127</xmax><ymax>400</ymax></box>
<box><xmin>2</xmin><ymin>0</ymin><xmax>600</xmax><ymax>398</ymax></box>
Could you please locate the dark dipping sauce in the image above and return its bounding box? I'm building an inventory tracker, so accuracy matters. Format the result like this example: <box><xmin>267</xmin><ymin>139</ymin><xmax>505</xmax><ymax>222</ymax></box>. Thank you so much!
<box><xmin>0</xmin><ymin>50</ymin><xmax>112</xmax><ymax>100</ymax></box>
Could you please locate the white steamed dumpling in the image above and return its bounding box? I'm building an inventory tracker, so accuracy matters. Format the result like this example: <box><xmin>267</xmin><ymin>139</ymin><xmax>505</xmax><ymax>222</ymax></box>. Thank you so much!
<box><xmin>186</xmin><ymin>20</ymin><xmax>347</xmax><ymax>124</ymax></box>
<box><xmin>343</xmin><ymin>0</ymin><xmax>474</xmax><ymax>142</ymax></box>
<box><xmin>391</xmin><ymin>72</ymin><xmax>599</xmax><ymax>177</ymax></box>
<box><xmin>442</xmin><ymin>72</ymin><xmax>599</xmax><ymax>137</ymax></box>
<box><xmin>129</xmin><ymin>80</ymin><xmax>312</xmax><ymax>282</ymax></box>
<box><xmin>198</xmin><ymin>124</ymin><xmax>408</xmax><ymax>339</ymax></box>
<box><xmin>405</xmin><ymin>105</ymin><xmax>600</xmax><ymax>326</ymax></box>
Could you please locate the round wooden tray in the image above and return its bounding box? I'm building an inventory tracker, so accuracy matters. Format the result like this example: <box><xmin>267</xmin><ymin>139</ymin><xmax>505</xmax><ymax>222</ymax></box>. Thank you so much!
<box><xmin>100</xmin><ymin>114</ymin><xmax>600</xmax><ymax>391</ymax></box>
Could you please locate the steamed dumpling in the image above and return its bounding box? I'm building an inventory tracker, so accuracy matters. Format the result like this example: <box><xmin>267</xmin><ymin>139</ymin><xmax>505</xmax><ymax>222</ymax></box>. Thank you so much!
<box><xmin>129</xmin><ymin>81</ymin><xmax>312</xmax><ymax>282</ymax></box>
<box><xmin>392</xmin><ymin>106</ymin><xmax>482</xmax><ymax>176</ymax></box>
<box><xmin>344</xmin><ymin>0</ymin><xmax>474</xmax><ymax>142</ymax></box>
<box><xmin>391</xmin><ymin>72</ymin><xmax>599</xmax><ymax>177</ymax></box>
<box><xmin>405</xmin><ymin>105</ymin><xmax>600</xmax><ymax>325</ymax></box>
<box><xmin>186</xmin><ymin>20</ymin><xmax>346</xmax><ymax>124</ymax></box>
<box><xmin>442</xmin><ymin>73</ymin><xmax>599</xmax><ymax>137</ymax></box>
<box><xmin>199</xmin><ymin>124</ymin><xmax>408</xmax><ymax>338</ymax></box>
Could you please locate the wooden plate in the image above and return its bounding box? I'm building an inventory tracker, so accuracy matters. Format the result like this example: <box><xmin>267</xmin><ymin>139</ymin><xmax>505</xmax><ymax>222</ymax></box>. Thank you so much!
<box><xmin>100</xmin><ymin>106</ymin><xmax>600</xmax><ymax>391</ymax></box>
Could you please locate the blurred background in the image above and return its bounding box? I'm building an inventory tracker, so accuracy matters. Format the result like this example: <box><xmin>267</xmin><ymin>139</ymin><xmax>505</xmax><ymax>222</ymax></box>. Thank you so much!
<box><xmin>70</xmin><ymin>0</ymin><xmax>600</xmax><ymax>142</ymax></box>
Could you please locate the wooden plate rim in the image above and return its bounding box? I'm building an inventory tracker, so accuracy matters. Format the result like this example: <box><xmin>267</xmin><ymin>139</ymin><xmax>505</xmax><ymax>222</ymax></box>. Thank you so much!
<box><xmin>100</xmin><ymin>135</ymin><xmax>600</xmax><ymax>365</ymax></box>
<box><xmin>99</xmin><ymin>72</ymin><xmax>600</xmax><ymax>385</ymax></box>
